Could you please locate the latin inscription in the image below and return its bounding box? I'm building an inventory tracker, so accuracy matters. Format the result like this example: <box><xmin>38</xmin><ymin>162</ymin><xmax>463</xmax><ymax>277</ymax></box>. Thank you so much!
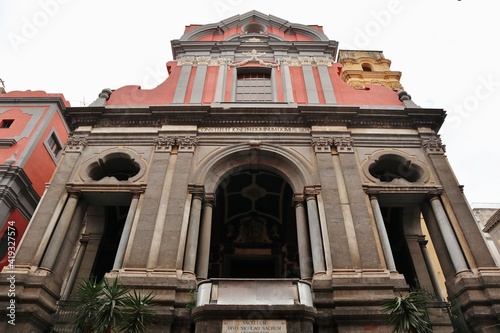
<box><xmin>199</xmin><ymin>127</ymin><xmax>310</xmax><ymax>133</ymax></box>
<box><xmin>223</xmin><ymin>320</ymin><xmax>286</xmax><ymax>333</ymax></box>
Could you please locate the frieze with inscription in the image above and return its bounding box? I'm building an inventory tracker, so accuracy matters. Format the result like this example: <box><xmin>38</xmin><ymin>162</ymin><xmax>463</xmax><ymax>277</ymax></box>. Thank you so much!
<box><xmin>199</xmin><ymin>127</ymin><xmax>310</xmax><ymax>133</ymax></box>
<box><xmin>223</xmin><ymin>320</ymin><xmax>286</xmax><ymax>333</ymax></box>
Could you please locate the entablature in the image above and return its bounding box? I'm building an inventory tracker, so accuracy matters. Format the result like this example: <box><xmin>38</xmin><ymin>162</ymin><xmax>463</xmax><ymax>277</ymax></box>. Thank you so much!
<box><xmin>65</xmin><ymin>104</ymin><xmax>446</xmax><ymax>132</ymax></box>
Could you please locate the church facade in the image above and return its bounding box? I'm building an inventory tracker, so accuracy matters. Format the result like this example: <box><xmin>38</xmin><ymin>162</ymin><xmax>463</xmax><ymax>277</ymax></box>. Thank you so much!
<box><xmin>1</xmin><ymin>11</ymin><xmax>499</xmax><ymax>332</ymax></box>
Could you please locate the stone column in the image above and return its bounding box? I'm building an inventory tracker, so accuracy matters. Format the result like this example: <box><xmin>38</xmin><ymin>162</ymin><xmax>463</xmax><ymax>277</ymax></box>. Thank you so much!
<box><xmin>195</xmin><ymin>195</ymin><xmax>215</xmax><ymax>279</ymax></box>
<box><xmin>183</xmin><ymin>189</ymin><xmax>204</xmax><ymax>274</ymax></box>
<box><xmin>369</xmin><ymin>194</ymin><xmax>396</xmax><ymax>271</ymax></box>
<box><xmin>429</xmin><ymin>195</ymin><xmax>468</xmax><ymax>273</ymax></box>
<box><xmin>305</xmin><ymin>190</ymin><xmax>326</xmax><ymax>275</ymax></box>
<box><xmin>418</xmin><ymin>239</ymin><xmax>445</xmax><ymax>301</ymax></box>
<box><xmin>61</xmin><ymin>236</ymin><xmax>88</xmax><ymax>299</ymax></box>
<box><xmin>295</xmin><ymin>196</ymin><xmax>313</xmax><ymax>279</ymax></box>
<box><xmin>113</xmin><ymin>193</ymin><xmax>140</xmax><ymax>270</ymax></box>
<box><xmin>40</xmin><ymin>192</ymin><xmax>80</xmax><ymax>271</ymax></box>
<box><xmin>406</xmin><ymin>235</ymin><xmax>435</xmax><ymax>293</ymax></box>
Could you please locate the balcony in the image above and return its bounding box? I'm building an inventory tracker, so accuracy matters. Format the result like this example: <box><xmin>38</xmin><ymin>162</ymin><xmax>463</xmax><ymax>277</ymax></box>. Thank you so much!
<box><xmin>196</xmin><ymin>278</ymin><xmax>313</xmax><ymax>306</ymax></box>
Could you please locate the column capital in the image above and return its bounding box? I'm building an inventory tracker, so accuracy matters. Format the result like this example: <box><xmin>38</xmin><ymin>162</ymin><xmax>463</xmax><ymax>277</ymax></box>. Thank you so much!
<box><xmin>66</xmin><ymin>191</ymin><xmax>81</xmax><ymax>200</ymax></box>
<box><xmin>304</xmin><ymin>186</ymin><xmax>319</xmax><ymax>199</ymax></box>
<box><xmin>188</xmin><ymin>184</ymin><xmax>205</xmax><ymax>199</ymax></box>
<box><xmin>65</xmin><ymin>135</ymin><xmax>88</xmax><ymax>153</ymax></box>
<box><xmin>427</xmin><ymin>192</ymin><xmax>442</xmax><ymax>201</ymax></box>
<box><xmin>422</xmin><ymin>136</ymin><xmax>446</xmax><ymax>154</ymax></box>
<box><xmin>80</xmin><ymin>234</ymin><xmax>90</xmax><ymax>244</ymax></box>
<box><xmin>405</xmin><ymin>234</ymin><xmax>426</xmax><ymax>243</ymax></box>
<box><xmin>333</xmin><ymin>136</ymin><xmax>354</xmax><ymax>153</ymax></box>
<box><xmin>293</xmin><ymin>193</ymin><xmax>305</xmax><ymax>203</ymax></box>
<box><xmin>311</xmin><ymin>137</ymin><xmax>333</xmax><ymax>153</ymax></box>
<box><xmin>154</xmin><ymin>136</ymin><xmax>176</xmax><ymax>152</ymax></box>
<box><xmin>417</xmin><ymin>238</ymin><xmax>429</xmax><ymax>246</ymax></box>
<box><xmin>204</xmin><ymin>193</ymin><xmax>216</xmax><ymax>205</ymax></box>
<box><xmin>154</xmin><ymin>136</ymin><xmax>198</xmax><ymax>152</ymax></box>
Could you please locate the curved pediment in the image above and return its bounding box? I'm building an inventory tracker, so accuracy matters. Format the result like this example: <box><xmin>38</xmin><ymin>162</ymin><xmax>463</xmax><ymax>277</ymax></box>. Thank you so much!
<box><xmin>178</xmin><ymin>10</ymin><xmax>329</xmax><ymax>42</ymax></box>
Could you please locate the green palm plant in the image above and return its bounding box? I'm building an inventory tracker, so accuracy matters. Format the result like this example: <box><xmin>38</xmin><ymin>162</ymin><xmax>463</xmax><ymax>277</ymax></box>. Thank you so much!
<box><xmin>94</xmin><ymin>279</ymin><xmax>129</xmax><ymax>333</ymax></box>
<box><xmin>73</xmin><ymin>278</ymin><xmax>104</xmax><ymax>333</ymax></box>
<box><xmin>72</xmin><ymin>278</ymin><xmax>156</xmax><ymax>333</ymax></box>
<box><xmin>382</xmin><ymin>290</ymin><xmax>433</xmax><ymax>333</ymax></box>
<box><xmin>120</xmin><ymin>289</ymin><xmax>156</xmax><ymax>333</ymax></box>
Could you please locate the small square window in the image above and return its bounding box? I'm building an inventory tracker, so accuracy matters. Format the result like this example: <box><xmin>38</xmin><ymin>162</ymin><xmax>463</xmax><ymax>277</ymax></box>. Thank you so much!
<box><xmin>0</xmin><ymin>119</ymin><xmax>14</xmax><ymax>128</ymax></box>
<box><xmin>45</xmin><ymin>131</ymin><xmax>63</xmax><ymax>161</ymax></box>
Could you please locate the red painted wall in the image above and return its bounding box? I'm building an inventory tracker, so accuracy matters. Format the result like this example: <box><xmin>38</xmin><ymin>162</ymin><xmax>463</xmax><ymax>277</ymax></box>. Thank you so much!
<box><xmin>0</xmin><ymin>209</ymin><xmax>29</xmax><ymax>271</ymax></box>
<box><xmin>23</xmin><ymin>111</ymin><xmax>68</xmax><ymax>196</ymax></box>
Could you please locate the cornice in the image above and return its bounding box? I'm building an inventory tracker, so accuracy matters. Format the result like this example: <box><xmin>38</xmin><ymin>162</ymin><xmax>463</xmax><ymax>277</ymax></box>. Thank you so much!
<box><xmin>64</xmin><ymin>105</ymin><xmax>446</xmax><ymax>132</ymax></box>
<box><xmin>0</xmin><ymin>96</ymin><xmax>68</xmax><ymax>110</ymax></box>
<box><xmin>0</xmin><ymin>165</ymin><xmax>40</xmax><ymax>219</ymax></box>
<box><xmin>483</xmin><ymin>209</ymin><xmax>500</xmax><ymax>232</ymax></box>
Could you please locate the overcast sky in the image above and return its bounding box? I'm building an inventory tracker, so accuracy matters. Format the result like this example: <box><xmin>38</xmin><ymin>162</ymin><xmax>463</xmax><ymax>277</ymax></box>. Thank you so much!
<box><xmin>1</xmin><ymin>0</ymin><xmax>498</xmax><ymax>206</ymax></box>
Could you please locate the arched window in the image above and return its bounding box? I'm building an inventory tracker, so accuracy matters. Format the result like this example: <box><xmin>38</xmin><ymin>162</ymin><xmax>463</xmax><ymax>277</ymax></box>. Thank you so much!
<box><xmin>362</xmin><ymin>63</ymin><xmax>373</xmax><ymax>71</ymax></box>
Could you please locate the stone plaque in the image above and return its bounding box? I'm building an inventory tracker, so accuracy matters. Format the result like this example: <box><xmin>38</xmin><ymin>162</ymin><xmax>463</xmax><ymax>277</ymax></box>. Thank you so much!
<box><xmin>222</xmin><ymin>319</ymin><xmax>286</xmax><ymax>333</ymax></box>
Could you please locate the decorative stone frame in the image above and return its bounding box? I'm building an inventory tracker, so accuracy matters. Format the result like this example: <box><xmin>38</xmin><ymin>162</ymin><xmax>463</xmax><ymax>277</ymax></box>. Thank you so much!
<box><xmin>361</xmin><ymin>150</ymin><xmax>430</xmax><ymax>184</ymax></box>
<box><xmin>44</xmin><ymin>128</ymin><xmax>64</xmax><ymax>163</ymax></box>
<box><xmin>79</xmin><ymin>148</ymin><xmax>148</xmax><ymax>183</ymax></box>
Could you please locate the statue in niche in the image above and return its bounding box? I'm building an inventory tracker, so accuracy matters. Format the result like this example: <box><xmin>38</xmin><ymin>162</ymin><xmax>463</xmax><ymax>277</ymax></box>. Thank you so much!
<box><xmin>234</xmin><ymin>213</ymin><xmax>272</xmax><ymax>244</ymax></box>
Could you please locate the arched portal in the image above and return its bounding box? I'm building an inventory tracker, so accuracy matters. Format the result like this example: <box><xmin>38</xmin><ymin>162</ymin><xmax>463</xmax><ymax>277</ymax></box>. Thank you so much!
<box><xmin>186</xmin><ymin>144</ymin><xmax>325</xmax><ymax>281</ymax></box>
<box><xmin>208</xmin><ymin>169</ymin><xmax>298</xmax><ymax>278</ymax></box>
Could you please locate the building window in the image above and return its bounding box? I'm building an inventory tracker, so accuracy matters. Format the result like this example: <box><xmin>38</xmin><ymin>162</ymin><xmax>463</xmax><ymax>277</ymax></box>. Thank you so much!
<box><xmin>361</xmin><ymin>63</ymin><xmax>373</xmax><ymax>71</ymax></box>
<box><xmin>0</xmin><ymin>119</ymin><xmax>14</xmax><ymax>128</ymax></box>
<box><xmin>45</xmin><ymin>131</ymin><xmax>63</xmax><ymax>161</ymax></box>
<box><xmin>236</xmin><ymin>68</ymin><xmax>272</xmax><ymax>102</ymax></box>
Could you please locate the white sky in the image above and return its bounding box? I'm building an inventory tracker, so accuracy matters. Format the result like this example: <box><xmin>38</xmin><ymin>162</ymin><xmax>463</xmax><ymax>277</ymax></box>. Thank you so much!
<box><xmin>1</xmin><ymin>0</ymin><xmax>499</xmax><ymax>206</ymax></box>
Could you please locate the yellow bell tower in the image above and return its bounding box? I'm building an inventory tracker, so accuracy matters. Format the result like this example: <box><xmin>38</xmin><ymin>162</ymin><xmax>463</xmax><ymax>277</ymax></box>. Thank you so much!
<box><xmin>338</xmin><ymin>50</ymin><xmax>404</xmax><ymax>90</ymax></box>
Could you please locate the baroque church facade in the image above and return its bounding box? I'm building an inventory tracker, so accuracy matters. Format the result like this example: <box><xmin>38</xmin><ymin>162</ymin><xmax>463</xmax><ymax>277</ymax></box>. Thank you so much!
<box><xmin>1</xmin><ymin>11</ymin><xmax>499</xmax><ymax>332</ymax></box>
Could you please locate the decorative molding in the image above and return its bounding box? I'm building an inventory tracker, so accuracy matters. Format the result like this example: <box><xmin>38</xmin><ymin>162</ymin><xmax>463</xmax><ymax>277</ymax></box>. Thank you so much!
<box><xmin>246</xmin><ymin>37</ymin><xmax>262</xmax><ymax>43</ymax></box>
<box><xmin>277</xmin><ymin>56</ymin><xmax>333</xmax><ymax>67</ymax></box>
<box><xmin>422</xmin><ymin>137</ymin><xmax>446</xmax><ymax>154</ymax></box>
<box><xmin>230</xmin><ymin>49</ymin><xmax>278</xmax><ymax>68</ymax></box>
<box><xmin>0</xmin><ymin>138</ymin><xmax>17</xmax><ymax>148</ymax></box>
<box><xmin>0</xmin><ymin>165</ymin><xmax>40</xmax><ymax>220</ymax></box>
<box><xmin>78</xmin><ymin>147</ymin><xmax>148</xmax><ymax>184</ymax></box>
<box><xmin>199</xmin><ymin>127</ymin><xmax>310</xmax><ymax>133</ymax></box>
<box><xmin>483</xmin><ymin>209</ymin><xmax>500</xmax><ymax>233</ymax></box>
<box><xmin>65</xmin><ymin>136</ymin><xmax>88</xmax><ymax>152</ymax></box>
<box><xmin>177</xmin><ymin>56</ymin><xmax>231</xmax><ymax>66</ymax></box>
